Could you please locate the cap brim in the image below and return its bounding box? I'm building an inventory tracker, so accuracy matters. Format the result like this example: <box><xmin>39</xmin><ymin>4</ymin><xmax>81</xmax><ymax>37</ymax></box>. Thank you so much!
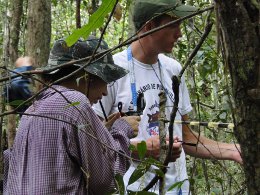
<box><xmin>84</xmin><ymin>62</ymin><xmax>129</xmax><ymax>83</ymax></box>
<box><xmin>167</xmin><ymin>5</ymin><xmax>198</xmax><ymax>18</ymax></box>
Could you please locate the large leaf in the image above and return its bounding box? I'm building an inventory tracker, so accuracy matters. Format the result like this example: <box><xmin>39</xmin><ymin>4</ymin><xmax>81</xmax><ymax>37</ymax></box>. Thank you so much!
<box><xmin>65</xmin><ymin>0</ymin><xmax>116</xmax><ymax>46</ymax></box>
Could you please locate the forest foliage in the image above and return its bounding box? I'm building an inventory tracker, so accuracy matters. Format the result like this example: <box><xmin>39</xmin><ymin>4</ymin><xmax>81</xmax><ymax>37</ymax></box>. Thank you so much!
<box><xmin>0</xmin><ymin>0</ymin><xmax>248</xmax><ymax>194</ymax></box>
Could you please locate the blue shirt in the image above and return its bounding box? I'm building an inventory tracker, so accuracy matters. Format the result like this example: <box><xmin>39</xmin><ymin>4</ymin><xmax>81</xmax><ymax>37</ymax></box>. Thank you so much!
<box><xmin>4</xmin><ymin>66</ymin><xmax>34</xmax><ymax>113</ymax></box>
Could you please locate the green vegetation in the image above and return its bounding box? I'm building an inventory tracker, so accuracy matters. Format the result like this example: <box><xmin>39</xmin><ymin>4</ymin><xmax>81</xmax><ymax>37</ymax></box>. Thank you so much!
<box><xmin>0</xmin><ymin>0</ymin><xmax>249</xmax><ymax>194</ymax></box>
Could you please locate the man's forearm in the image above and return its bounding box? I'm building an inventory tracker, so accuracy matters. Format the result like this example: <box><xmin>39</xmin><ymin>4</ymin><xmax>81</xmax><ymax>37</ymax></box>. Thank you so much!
<box><xmin>183</xmin><ymin>125</ymin><xmax>242</xmax><ymax>163</ymax></box>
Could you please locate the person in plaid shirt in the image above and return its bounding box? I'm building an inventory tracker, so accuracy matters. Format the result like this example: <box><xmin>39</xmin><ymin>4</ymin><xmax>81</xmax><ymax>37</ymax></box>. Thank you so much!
<box><xmin>4</xmin><ymin>36</ymin><xmax>140</xmax><ymax>195</ymax></box>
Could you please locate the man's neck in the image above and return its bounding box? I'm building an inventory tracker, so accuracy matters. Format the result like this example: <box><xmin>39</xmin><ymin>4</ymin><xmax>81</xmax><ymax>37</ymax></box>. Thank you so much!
<box><xmin>131</xmin><ymin>39</ymin><xmax>159</xmax><ymax>65</ymax></box>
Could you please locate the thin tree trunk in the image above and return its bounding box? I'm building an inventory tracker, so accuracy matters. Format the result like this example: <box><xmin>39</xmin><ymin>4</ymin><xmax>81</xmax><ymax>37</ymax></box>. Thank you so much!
<box><xmin>215</xmin><ymin>1</ymin><xmax>260</xmax><ymax>194</ymax></box>
<box><xmin>2</xmin><ymin>0</ymin><xmax>19</xmax><ymax>149</ymax></box>
<box><xmin>25</xmin><ymin>0</ymin><xmax>51</xmax><ymax>67</ymax></box>
<box><xmin>127</xmin><ymin>0</ymin><xmax>135</xmax><ymax>38</ymax></box>
<box><xmin>9</xmin><ymin>0</ymin><xmax>24</xmax><ymax>65</ymax></box>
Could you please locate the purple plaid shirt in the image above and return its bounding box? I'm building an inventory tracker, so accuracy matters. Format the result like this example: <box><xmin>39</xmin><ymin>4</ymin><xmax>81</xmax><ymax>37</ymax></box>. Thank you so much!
<box><xmin>5</xmin><ymin>85</ymin><xmax>133</xmax><ymax>194</ymax></box>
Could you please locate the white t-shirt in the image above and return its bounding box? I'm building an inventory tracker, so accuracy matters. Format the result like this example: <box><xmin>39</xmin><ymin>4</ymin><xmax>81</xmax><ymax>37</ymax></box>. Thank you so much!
<box><xmin>93</xmin><ymin>49</ymin><xmax>192</xmax><ymax>194</ymax></box>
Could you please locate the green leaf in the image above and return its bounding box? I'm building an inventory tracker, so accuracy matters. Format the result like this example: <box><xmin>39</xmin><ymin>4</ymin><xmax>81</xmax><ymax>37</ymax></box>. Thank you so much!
<box><xmin>167</xmin><ymin>179</ymin><xmax>188</xmax><ymax>191</ymax></box>
<box><xmin>115</xmin><ymin>174</ymin><xmax>125</xmax><ymax>195</ymax></box>
<box><xmin>64</xmin><ymin>101</ymin><xmax>80</xmax><ymax>109</ymax></box>
<box><xmin>128</xmin><ymin>160</ymin><xmax>151</xmax><ymax>185</ymax></box>
<box><xmin>151</xmin><ymin>168</ymin><xmax>165</xmax><ymax>177</ymax></box>
<box><xmin>137</xmin><ymin>141</ymin><xmax>147</xmax><ymax>160</ymax></box>
<box><xmin>65</xmin><ymin>0</ymin><xmax>116</xmax><ymax>46</ymax></box>
<box><xmin>127</xmin><ymin>157</ymin><xmax>163</xmax><ymax>185</ymax></box>
<box><xmin>145</xmin><ymin>157</ymin><xmax>163</xmax><ymax>167</ymax></box>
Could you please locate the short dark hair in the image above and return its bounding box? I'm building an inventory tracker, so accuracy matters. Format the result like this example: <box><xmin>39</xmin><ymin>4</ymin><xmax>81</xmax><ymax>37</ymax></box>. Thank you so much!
<box><xmin>135</xmin><ymin>14</ymin><xmax>170</xmax><ymax>31</ymax></box>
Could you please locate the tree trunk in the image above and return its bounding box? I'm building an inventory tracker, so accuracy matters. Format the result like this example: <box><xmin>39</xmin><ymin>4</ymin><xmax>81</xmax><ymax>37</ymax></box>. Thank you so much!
<box><xmin>25</xmin><ymin>0</ymin><xmax>51</xmax><ymax>67</ymax></box>
<box><xmin>4</xmin><ymin>0</ymin><xmax>24</xmax><ymax>149</ymax></box>
<box><xmin>9</xmin><ymin>0</ymin><xmax>24</xmax><ymax>65</ymax></box>
<box><xmin>127</xmin><ymin>0</ymin><xmax>135</xmax><ymax>38</ymax></box>
<box><xmin>215</xmin><ymin>1</ymin><xmax>260</xmax><ymax>194</ymax></box>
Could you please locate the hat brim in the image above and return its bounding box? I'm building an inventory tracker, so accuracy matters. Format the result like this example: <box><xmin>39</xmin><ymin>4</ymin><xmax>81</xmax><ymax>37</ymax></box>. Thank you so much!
<box><xmin>83</xmin><ymin>62</ymin><xmax>128</xmax><ymax>84</ymax></box>
<box><xmin>40</xmin><ymin>61</ymin><xmax>128</xmax><ymax>84</ymax></box>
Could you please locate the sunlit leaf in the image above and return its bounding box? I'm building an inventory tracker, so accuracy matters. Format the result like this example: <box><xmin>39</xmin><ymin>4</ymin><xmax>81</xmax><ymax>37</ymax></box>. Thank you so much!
<box><xmin>65</xmin><ymin>0</ymin><xmax>117</xmax><ymax>46</ymax></box>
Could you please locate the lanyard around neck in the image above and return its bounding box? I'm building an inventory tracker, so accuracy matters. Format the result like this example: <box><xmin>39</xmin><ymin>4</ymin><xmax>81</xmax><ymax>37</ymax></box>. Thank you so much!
<box><xmin>127</xmin><ymin>46</ymin><xmax>167</xmax><ymax>112</ymax></box>
<box><xmin>127</xmin><ymin>49</ymin><xmax>176</xmax><ymax>109</ymax></box>
<box><xmin>127</xmin><ymin>46</ymin><xmax>138</xmax><ymax>111</ymax></box>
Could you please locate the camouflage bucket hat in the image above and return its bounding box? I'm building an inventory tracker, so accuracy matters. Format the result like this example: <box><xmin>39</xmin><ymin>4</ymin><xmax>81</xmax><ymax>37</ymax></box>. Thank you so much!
<box><xmin>133</xmin><ymin>0</ymin><xmax>198</xmax><ymax>30</ymax></box>
<box><xmin>46</xmin><ymin>36</ymin><xmax>128</xmax><ymax>83</ymax></box>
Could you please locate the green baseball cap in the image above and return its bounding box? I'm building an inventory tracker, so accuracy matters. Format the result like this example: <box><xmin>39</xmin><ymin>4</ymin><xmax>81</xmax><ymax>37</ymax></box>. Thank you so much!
<box><xmin>133</xmin><ymin>0</ymin><xmax>198</xmax><ymax>30</ymax></box>
<box><xmin>45</xmin><ymin>36</ymin><xmax>128</xmax><ymax>83</ymax></box>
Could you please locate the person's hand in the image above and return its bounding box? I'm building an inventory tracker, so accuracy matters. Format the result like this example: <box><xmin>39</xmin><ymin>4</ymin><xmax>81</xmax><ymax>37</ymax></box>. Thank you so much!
<box><xmin>104</xmin><ymin>112</ymin><xmax>121</xmax><ymax>129</ymax></box>
<box><xmin>146</xmin><ymin>136</ymin><xmax>161</xmax><ymax>158</ymax></box>
<box><xmin>122</xmin><ymin>115</ymin><xmax>141</xmax><ymax>137</ymax></box>
<box><xmin>145</xmin><ymin>136</ymin><xmax>182</xmax><ymax>161</ymax></box>
<box><xmin>231</xmin><ymin>145</ymin><xmax>243</xmax><ymax>165</ymax></box>
<box><xmin>168</xmin><ymin>136</ymin><xmax>182</xmax><ymax>162</ymax></box>
<box><xmin>233</xmin><ymin>151</ymin><xmax>243</xmax><ymax>165</ymax></box>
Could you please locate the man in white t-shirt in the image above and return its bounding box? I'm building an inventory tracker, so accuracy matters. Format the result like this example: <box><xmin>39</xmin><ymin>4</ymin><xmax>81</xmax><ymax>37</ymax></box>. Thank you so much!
<box><xmin>93</xmin><ymin>0</ymin><xmax>243</xmax><ymax>194</ymax></box>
